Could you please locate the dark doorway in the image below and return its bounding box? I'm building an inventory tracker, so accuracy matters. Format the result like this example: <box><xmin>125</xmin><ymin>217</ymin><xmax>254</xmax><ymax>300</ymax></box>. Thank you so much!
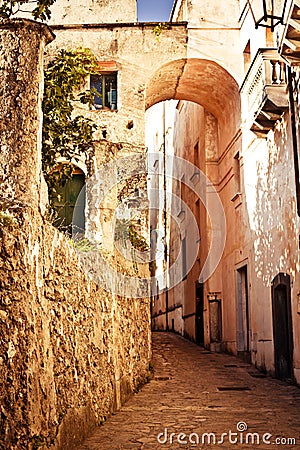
<box><xmin>196</xmin><ymin>282</ymin><xmax>204</xmax><ymax>345</ymax></box>
<box><xmin>272</xmin><ymin>273</ymin><xmax>294</xmax><ymax>381</ymax></box>
<box><xmin>51</xmin><ymin>167</ymin><xmax>86</xmax><ymax>237</ymax></box>
<box><xmin>236</xmin><ymin>265</ymin><xmax>250</xmax><ymax>361</ymax></box>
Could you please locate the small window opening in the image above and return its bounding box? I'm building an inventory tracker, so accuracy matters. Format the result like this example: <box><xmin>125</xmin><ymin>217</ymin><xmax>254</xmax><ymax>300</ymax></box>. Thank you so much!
<box><xmin>234</xmin><ymin>151</ymin><xmax>241</xmax><ymax>193</ymax></box>
<box><xmin>90</xmin><ymin>72</ymin><xmax>117</xmax><ymax>110</ymax></box>
<box><xmin>182</xmin><ymin>236</ymin><xmax>187</xmax><ymax>281</ymax></box>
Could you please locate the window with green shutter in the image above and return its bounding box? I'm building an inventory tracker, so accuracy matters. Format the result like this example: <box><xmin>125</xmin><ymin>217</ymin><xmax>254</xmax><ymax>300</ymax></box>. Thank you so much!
<box><xmin>51</xmin><ymin>168</ymin><xmax>86</xmax><ymax>237</ymax></box>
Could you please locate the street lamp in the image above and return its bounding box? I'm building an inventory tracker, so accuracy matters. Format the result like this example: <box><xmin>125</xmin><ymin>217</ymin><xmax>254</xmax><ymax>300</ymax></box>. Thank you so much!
<box><xmin>247</xmin><ymin>0</ymin><xmax>288</xmax><ymax>31</ymax></box>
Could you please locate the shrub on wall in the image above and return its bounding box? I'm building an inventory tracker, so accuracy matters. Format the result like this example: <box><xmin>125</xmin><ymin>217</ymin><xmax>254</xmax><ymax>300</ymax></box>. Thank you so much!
<box><xmin>0</xmin><ymin>0</ymin><xmax>56</xmax><ymax>20</ymax></box>
<box><xmin>42</xmin><ymin>48</ymin><xmax>99</xmax><ymax>189</ymax></box>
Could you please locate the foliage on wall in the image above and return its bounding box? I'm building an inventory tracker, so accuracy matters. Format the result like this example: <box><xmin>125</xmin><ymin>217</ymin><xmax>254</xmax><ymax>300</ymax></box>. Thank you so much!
<box><xmin>115</xmin><ymin>219</ymin><xmax>149</xmax><ymax>252</ymax></box>
<box><xmin>42</xmin><ymin>48</ymin><xmax>99</xmax><ymax>189</ymax></box>
<box><xmin>0</xmin><ymin>0</ymin><xmax>56</xmax><ymax>20</ymax></box>
<box><xmin>153</xmin><ymin>22</ymin><xmax>170</xmax><ymax>40</ymax></box>
<box><xmin>115</xmin><ymin>218</ymin><xmax>150</xmax><ymax>274</ymax></box>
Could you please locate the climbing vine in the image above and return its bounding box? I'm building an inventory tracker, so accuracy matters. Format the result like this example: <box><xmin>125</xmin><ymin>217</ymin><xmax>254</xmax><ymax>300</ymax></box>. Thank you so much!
<box><xmin>0</xmin><ymin>0</ymin><xmax>56</xmax><ymax>20</ymax></box>
<box><xmin>42</xmin><ymin>48</ymin><xmax>99</xmax><ymax>189</ymax></box>
<box><xmin>115</xmin><ymin>219</ymin><xmax>149</xmax><ymax>274</ymax></box>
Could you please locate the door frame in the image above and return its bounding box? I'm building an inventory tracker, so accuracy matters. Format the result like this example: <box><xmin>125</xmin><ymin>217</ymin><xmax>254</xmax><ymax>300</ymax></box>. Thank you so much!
<box><xmin>195</xmin><ymin>282</ymin><xmax>204</xmax><ymax>345</ymax></box>
<box><xmin>271</xmin><ymin>272</ymin><xmax>294</xmax><ymax>380</ymax></box>
<box><xmin>236</xmin><ymin>263</ymin><xmax>251</xmax><ymax>360</ymax></box>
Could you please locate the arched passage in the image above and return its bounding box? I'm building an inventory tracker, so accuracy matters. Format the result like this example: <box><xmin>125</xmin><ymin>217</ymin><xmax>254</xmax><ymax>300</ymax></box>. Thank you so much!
<box><xmin>145</xmin><ymin>58</ymin><xmax>241</xmax><ymax>150</ymax></box>
<box><xmin>146</xmin><ymin>57</ymin><xmax>242</xmax><ymax>344</ymax></box>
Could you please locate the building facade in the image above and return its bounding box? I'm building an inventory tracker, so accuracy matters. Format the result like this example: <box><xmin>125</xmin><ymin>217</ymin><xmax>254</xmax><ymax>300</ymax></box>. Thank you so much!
<box><xmin>150</xmin><ymin>0</ymin><xmax>300</xmax><ymax>385</ymax></box>
<box><xmin>1</xmin><ymin>1</ymin><xmax>300</xmax><ymax>448</ymax></box>
<box><xmin>46</xmin><ymin>0</ymin><xmax>300</xmax><ymax>385</ymax></box>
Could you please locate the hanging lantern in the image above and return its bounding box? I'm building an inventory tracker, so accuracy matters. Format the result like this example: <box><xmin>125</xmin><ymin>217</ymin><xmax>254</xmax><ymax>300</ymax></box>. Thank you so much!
<box><xmin>247</xmin><ymin>0</ymin><xmax>288</xmax><ymax>31</ymax></box>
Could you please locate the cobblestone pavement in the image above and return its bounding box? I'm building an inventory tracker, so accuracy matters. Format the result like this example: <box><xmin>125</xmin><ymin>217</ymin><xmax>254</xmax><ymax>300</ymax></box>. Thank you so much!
<box><xmin>79</xmin><ymin>332</ymin><xmax>300</xmax><ymax>449</ymax></box>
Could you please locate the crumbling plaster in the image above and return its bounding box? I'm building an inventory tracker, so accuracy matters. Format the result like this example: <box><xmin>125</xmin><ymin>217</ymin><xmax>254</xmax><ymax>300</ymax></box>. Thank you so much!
<box><xmin>48</xmin><ymin>23</ymin><xmax>188</xmax><ymax>147</ymax></box>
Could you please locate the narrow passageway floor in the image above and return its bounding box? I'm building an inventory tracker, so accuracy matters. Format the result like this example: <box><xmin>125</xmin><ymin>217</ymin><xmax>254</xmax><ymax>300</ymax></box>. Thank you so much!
<box><xmin>79</xmin><ymin>332</ymin><xmax>300</xmax><ymax>449</ymax></box>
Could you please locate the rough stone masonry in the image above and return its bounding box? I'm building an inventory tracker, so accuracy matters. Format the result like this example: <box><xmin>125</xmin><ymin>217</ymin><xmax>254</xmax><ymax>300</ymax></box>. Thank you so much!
<box><xmin>0</xmin><ymin>19</ymin><xmax>151</xmax><ymax>450</ymax></box>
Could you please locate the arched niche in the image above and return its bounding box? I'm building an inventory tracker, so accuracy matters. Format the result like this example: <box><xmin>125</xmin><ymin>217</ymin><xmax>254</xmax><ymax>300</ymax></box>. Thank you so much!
<box><xmin>49</xmin><ymin>163</ymin><xmax>86</xmax><ymax>238</ymax></box>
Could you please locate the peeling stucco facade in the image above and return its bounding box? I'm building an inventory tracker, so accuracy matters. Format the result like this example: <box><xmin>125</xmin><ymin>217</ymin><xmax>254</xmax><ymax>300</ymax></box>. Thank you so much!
<box><xmin>150</xmin><ymin>0</ymin><xmax>300</xmax><ymax>385</ymax></box>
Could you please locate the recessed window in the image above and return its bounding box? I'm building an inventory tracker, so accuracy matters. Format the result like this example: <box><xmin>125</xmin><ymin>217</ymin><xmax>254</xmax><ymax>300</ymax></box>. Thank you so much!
<box><xmin>90</xmin><ymin>72</ymin><xmax>117</xmax><ymax>110</ymax></box>
<box><xmin>234</xmin><ymin>151</ymin><xmax>241</xmax><ymax>193</ymax></box>
<box><xmin>194</xmin><ymin>141</ymin><xmax>199</xmax><ymax>168</ymax></box>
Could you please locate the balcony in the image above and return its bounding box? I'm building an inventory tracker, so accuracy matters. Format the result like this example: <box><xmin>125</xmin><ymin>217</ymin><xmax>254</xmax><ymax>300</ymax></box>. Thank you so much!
<box><xmin>280</xmin><ymin>0</ymin><xmax>300</xmax><ymax>64</ymax></box>
<box><xmin>240</xmin><ymin>49</ymin><xmax>289</xmax><ymax>137</ymax></box>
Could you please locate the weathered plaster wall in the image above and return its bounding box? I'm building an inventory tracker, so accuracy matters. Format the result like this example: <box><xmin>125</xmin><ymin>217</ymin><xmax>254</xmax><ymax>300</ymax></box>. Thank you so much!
<box><xmin>167</xmin><ymin>82</ymin><xmax>300</xmax><ymax>382</ymax></box>
<box><xmin>149</xmin><ymin>99</ymin><xmax>224</xmax><ymax>344</ymax></box>
<box><xmin>169</xmin><ymin>101</ymin><xmax>224</xmax><ymax>345</ymax></box>
<box><xmin>48</xmin><ymin>23</ymin><xmax>188</xmax><ymax>147</ymax></box>
<box><xmin>146</xmin><ymin>101</ymin><xmax>183</xmax><ymax>334</ymax></box>
<box><xmin>21</xmin><ymin>0</ymin><xmax>137</xmax><ymax>25</ymax></box>
<box><xmin>168</xmin><ymin>62</ymin><xmax>300</xmax><ymax>383</ymax></box>
<box><xmin>240</xmin><ymin>117</ymin><xmax>300</xmax><ymax>378</ymax></box>
<box><xmin>237</xmin><ymin>3</ymin><xmax>300</xmax><ymax>381</ymax></box>
<box><xmin>171</xmin><ymin>0</ymin><xmax>244</xmax><ymax>83</ymax></box>
<box><xmin>84</xmin><ymin>139</ymin><xmax>148</xmax><ymax>249</ymax></box>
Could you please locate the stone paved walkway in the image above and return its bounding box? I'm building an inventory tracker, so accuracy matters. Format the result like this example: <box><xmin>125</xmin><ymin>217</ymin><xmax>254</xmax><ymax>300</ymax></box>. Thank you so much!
<box><xmin>79</xmin><ymin>332</ymin><xmax>300</xmax><ymax>449</ymax></box>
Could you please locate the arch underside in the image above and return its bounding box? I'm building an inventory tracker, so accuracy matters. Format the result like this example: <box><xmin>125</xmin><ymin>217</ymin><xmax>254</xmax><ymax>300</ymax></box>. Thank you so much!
<box><xmin>145</xmin><ymin>58</ymin><xmax>241</xmax><ymax>137</ymax></box>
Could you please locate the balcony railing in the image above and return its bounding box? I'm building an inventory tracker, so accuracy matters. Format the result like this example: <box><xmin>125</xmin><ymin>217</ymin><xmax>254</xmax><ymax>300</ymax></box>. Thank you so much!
<box><xmin>240</xmin><ymin>49</ymin><xmax>289</xmax><ymax>137</ymax></box>
<box><xmin>279</xmin><ymin>0</ymin><xmax>300</xmax><ymax>65</ymax></box>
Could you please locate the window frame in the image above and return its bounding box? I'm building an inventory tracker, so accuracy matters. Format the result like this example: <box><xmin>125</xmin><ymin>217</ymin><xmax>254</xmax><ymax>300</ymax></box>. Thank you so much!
<box><xmin>90</xmin><ymin>71</ymin><xmax>118</xmax><ymax>111</ymax></box>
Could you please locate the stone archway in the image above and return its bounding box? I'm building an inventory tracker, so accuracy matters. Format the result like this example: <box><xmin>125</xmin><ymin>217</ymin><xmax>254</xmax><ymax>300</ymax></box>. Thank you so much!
<box><xmin>145</xmin><ymin>58</ymin><xmax>241</xmax><ymax>150</ymax></box>
<box><xmin>146</xmin><ymin>57</ymin><xmax>242</xmax><ymax>344</ymax></box>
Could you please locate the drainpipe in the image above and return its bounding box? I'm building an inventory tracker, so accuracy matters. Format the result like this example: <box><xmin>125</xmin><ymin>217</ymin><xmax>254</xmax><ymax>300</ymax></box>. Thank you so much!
<box><xmin>163</xmin><ymin>102</ymin><xmax>169</xmax><ymax>331</ymax></box>
<box><xmin>287</xmin><ymin>66</ymin><xmax>300</xmax><ymax>217</ymax></box>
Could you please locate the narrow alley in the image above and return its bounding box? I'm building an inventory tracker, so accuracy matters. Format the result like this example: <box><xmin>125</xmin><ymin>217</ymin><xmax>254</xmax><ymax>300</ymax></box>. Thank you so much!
<box><xmin>79</xmin><ymin>332</ymin><xmax>300</xmax><ymax>449</ymax></box>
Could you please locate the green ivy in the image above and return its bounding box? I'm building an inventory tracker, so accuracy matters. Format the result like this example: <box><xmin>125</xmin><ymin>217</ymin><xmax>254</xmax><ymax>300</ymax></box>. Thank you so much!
<box><xmin>0</xmin><ymin>0</ymin><xmax>56</xmax><ymax>20</ymax></box>
<box><xmin>115</xmin><ymin>219</ymin><xmax>149</xmax><ymax>252</ymax></box>
<box><xmin>153</xmin><ymin>22</ymin><xmax>170</xmax><ymax>40</ymax></box>
<box><xmin>42</xmin><ymin>48</ymin><xmax>99</xmax><ymax>189</ymax></box>
<box><xmin>32</xmin><ymin>434</ymin><xmax>45</xmax><ymax>450</ymax></box>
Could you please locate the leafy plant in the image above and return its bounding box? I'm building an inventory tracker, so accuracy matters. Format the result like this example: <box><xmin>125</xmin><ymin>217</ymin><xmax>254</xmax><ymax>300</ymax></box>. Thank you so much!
<box><xmin>114</xmin><ymin>219</ymin><xmax>149</xmax><ymax>274</ymax></box>
<box><xmin>153</xmin><ymin>22</ymin><xmax>170</xmax><ymax>40</ymax></box>
<box><xmin>128</xmin><ymin>223</ymin><xmax>149</xmax><ymax>252</ymax></box>
<box><xmin>114</xmin><ymin>219</ymin><xmax>149</xmax><ymax>252</ymax></box>
<box><xmin>0</xmin><ymin>211</ymin><xmax>17</xmax><ymax>228</ymax></box>
<box><xmin>0</xmin><ymin>0</ymin><xmax>56</xmax><ymax>20</ymax></box>
<box><xmin>42</xmin><ymin>48</ymin><xmax>99</xmax><ymax>190</ymax></box>
<box><xmin>72</xmin><ymin>237</ymin><xmax>98</xmax><ymax>252</ymax></box>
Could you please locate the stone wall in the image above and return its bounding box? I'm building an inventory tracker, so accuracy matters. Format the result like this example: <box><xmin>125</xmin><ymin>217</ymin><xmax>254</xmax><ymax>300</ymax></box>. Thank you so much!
<box><xmin>0</xmin><ymin>19</ymin><xmax>151</xmax><ymax>450</ymax></box>
<box><xmin>0</xmin><ymin>213</ymin><xmax>151</xmax><ymax>450</ymax></box>
<box><xmin>48</xmin><ymin>0</ymin><xmax>137</xmax><ymax>26</ymax></box>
